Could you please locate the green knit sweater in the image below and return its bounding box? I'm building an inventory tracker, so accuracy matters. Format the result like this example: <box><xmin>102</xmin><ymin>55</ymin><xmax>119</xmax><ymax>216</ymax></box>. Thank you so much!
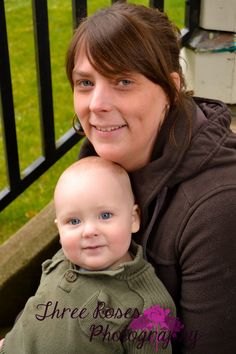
<box><xmin>1</xmin><ymin>242</ymin><xmax>175</xmax><ymax>353</ymax></box>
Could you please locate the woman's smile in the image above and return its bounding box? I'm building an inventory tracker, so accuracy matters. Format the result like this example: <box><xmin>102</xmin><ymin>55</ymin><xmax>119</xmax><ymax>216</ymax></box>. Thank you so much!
<box><xmin>73</xmin><ymin>54</ymin><xmax>169</xmax><ymax>171</ymax></box>
<box><xmin>93</xmin><ymin>124</ymin><xmax>126</xmax><ymax>132</ymax></box>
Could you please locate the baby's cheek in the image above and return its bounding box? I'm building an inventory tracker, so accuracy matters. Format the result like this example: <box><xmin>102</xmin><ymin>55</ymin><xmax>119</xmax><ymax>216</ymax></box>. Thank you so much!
<box><xmin>62</xmin><ymin>237</ymin><xmax>79</xmax><ymax>256</ymax></box>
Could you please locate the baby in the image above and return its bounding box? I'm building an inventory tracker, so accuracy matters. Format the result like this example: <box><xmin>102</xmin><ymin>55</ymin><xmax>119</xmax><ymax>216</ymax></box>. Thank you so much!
<box><xmin>1</xmin><ymin>157</ymin><xmax>176</xmax><ymax>353</ymax></box>
<box><xmin>54</xmin><ymin>156</ymin><xmax>140</xmax><ymax>271</ymax></box>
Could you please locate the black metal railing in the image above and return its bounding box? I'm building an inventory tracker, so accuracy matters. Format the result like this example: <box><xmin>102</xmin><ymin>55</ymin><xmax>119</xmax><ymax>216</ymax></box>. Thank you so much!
<box><xmin>0</xmin><ymin>0</ymin><xmax>84</xmax><ymax>211</ymax></box>
<box><xmin>182</xmin><ymin>0</ymin><xmax>201</xmax><ymax>45</ymax></box>
<box><xmin>0</xmin><ymin>0</ymin><xmax>200</xmax><ymax>212</ymax></box>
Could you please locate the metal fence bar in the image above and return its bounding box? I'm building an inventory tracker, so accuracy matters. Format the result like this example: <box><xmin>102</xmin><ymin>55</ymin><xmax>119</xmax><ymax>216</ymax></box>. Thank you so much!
<box><xmin>32</xmin><ymin>0</ymin><xmax>55</xmax><ymax>160</ymax></box>
<box><xmin>185</xmin><ymin>0</ymin><xmax>201</xmax><ymax>31</ymax></box>
<box><xmin>182</xmin><ymin>0</ymin><xmax>201</xmax><ymax>45</ymax></box>
<box><xmin>0</xmin><ymin>0</ymin><xmax>21</xmax><ymax>190</ymax></box>
<box><xmin>72</xmin><ymin>0</ymin><xmax>87</xmax><ymax>28</ymax></box>
<box><xmin>149</xmin><ymin>0</ymin><xmax>164</xmax><ymax>11</ymax></box>
<box><xmin>0</xmin><ymin>131</ymin><xmax>81</xmax><ymax>211</ymax></box>
<box><xmin>0</xmin><ymin>1</ymin><xmax>83</xmax><ymax>211</ymax></box>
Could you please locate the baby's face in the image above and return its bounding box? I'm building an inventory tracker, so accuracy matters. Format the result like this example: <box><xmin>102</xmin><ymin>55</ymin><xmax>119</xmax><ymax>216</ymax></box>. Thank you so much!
<box><xmin>55</xmin><ymin>167</ymin><xmax>140</xmax><ymax>270</ymax></box>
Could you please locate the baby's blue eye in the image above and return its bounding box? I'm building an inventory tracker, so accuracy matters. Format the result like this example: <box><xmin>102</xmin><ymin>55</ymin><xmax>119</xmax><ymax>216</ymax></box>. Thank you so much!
<box><xmin>68</xmin><ymin>218</ymin><xmax>81</xmax><ymax>225</ymax></box>
<box><xmin>100</xmin><ymin>212</ymin><xmax>112</xmax><ymax>220</ymax></box>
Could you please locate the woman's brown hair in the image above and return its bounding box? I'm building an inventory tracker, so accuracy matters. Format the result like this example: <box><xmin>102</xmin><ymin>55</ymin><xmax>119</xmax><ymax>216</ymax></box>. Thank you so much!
<box><xmin>66</xmin><ymin>2</ymin><xmax>191</xmax><ymax>142</ymax></box>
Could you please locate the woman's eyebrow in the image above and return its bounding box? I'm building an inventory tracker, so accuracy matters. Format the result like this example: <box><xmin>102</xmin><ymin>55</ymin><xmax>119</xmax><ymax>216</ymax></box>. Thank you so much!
<box><xmin>72</xmin><ymin>69</ymin><xmax>92</xmax><ymax>77</ymax></box>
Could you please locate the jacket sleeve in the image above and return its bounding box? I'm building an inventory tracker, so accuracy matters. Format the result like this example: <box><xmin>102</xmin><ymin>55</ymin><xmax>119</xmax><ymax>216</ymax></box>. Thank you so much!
<box><xmin>1</xmin><ymin>250</ymin><xmax>67</xmax><ymax>354</ymax></box>
<box><xmin>176</xmin><ymin>188</ymin><xmax>236</xmax><ymax>354</ymax></box>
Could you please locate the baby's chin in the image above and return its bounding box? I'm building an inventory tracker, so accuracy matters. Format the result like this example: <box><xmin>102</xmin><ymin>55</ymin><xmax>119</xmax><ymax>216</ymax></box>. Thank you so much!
<box><xmin>77</xmin><ymin>258</ymin><xmax>121</xmax><ymax>271</ymax></box>
<box><xmin>78</xmin><ymin>262</ymin><xmax>112</xmax><ymax>271</ymax></box>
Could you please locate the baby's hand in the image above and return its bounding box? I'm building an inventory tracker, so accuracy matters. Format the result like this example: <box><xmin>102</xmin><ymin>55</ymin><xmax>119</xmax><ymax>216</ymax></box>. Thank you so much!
<box><xmin>0</xmin><ymin>338</ymin><xmax>4</xmax><ymax>348</ymax></box>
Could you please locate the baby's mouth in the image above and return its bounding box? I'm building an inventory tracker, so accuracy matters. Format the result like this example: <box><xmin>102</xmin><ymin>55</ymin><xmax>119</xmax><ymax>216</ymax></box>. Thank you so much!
<box><xmin>83</xmin><ymin>245</ymin><xmax>106</xmax><ymax>251</ymax></box>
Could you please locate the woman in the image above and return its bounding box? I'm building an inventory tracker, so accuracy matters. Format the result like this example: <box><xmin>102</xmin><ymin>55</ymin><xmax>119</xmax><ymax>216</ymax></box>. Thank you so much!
<box><xmin>66</xmin><ymin>3</ymin><xmax>236</xmax><ymax>353</ymax></box>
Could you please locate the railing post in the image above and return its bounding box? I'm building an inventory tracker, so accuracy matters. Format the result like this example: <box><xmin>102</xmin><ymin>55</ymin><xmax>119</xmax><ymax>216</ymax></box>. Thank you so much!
<box><xmin>72</xmin><ymin>0</ymin><xmax>87</xmax><ymax>29</ymax></box>
<box><xmin>149</xmin><ymin>0</ymin><xmax>164</xmax><ymax>12</ymax></box>
<box><xmin>185</xmin><ymin>0</ymin><xmax>201</xmax><ymax>31</ymax></box>
<box><xmin>182</xmin><ymin>0</ymin><xmax>201</xmax><ymax>45</ymax></box>
<box><xmin>32</xmin><ymin>0</ymin><xmax>55</xmax><ymax>160</ymax></box>
<box><xmin>0</xmin><ymin>0</ymin><xmax>21</xmax><ymax>189</ymax></box>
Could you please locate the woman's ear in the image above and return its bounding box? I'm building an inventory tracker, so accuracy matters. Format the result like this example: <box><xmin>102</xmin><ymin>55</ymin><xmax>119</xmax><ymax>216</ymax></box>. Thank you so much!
<box><xmin>170</xmin><ymin>72</ymin><xmax>181</xmax><ymax>91</ymax></box>
<box><xmin>131</xmin><ymin>204</ymin><xmax>141</xmax><ymax>233</ymax></box>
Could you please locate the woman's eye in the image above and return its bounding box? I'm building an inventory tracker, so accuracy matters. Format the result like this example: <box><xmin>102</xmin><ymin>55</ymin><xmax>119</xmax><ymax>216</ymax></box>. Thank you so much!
<box><xmin>68</xmin><ymin>218</ymin><xmax>81</xmax><ymax>225</ymax></box>
<box><xmin>118</xmin><ymin>79</ymin><xmax>132</xmax><ymax>86</ymax></box>
<box><xmin>100</xmin><ymin>212</ymin><xmax>113</xmax><ymax>220</ymax></box>
<box><xmin>78</xmin><ymin>80</ymin><xmax>94</xmax><ymax>87</ymax></box>
<box><xmin>74</xmin><ymin>79</ymin><xmax>94</xmax><ymax>90</ymax></box>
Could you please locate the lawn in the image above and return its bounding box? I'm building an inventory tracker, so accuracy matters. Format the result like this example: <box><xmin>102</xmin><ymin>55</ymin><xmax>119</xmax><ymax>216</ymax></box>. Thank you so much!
<box><xmin>0</xmin><ymin>0</ymin><xmax>185</xmax><ymax>244</ymax></box>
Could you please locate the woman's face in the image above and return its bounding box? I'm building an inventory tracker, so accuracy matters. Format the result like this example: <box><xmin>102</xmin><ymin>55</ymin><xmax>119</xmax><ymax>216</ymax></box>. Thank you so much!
<box><xmin>73</xmin><ymin>53</ymin><xmax>169</xmax><ymax>171</ymax></box>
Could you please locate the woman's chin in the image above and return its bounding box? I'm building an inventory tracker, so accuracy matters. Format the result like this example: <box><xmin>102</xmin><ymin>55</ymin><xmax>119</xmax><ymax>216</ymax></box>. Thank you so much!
<box><xmin>93</xmin><ymin>146</ymin><xmax>125</xmax><ymax>164</ymax></box>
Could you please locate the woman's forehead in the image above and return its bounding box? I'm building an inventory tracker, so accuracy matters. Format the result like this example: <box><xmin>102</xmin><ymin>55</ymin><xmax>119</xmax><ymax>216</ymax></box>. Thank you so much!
<box><xmin>73</xmin><ymin>49</ymin><xmax>134</xmax><ymax>80</ymax></box>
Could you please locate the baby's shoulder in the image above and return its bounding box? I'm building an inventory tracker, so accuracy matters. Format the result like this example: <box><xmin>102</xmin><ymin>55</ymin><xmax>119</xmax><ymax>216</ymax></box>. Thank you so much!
<box><xmin>41</xmin><ymin>248</ymin><xmax>68</xmax><ymax>276</ymax></box>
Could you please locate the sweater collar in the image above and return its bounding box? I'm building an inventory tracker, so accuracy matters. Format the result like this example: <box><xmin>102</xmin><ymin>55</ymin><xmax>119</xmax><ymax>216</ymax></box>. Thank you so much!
<box><xmin>70</xmin><ymin>241</ymin><xmax>147</xmax><ymax>279</ymax></box>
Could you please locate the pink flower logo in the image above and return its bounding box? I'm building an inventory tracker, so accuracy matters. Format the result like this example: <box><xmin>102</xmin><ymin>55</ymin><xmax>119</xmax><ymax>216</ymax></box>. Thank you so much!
<box><xmin>129</xmin><ymin>305</ymin><xmax>184</xmax><ymax>351</ymax></box>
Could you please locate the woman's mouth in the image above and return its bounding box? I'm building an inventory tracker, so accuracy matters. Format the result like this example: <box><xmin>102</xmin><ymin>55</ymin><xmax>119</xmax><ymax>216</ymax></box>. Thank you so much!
<box><xmin>94</xmin><ymin>124</ymin><xmax>126</xmax><ymax>132</ymax></box>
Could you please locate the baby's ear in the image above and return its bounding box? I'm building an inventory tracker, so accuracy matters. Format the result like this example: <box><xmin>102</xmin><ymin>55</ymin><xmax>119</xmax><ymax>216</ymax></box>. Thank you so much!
<box><xmin>131</xmin><ymin>204</ymin><xmax>140</xmax><ymax>233</ymax></box>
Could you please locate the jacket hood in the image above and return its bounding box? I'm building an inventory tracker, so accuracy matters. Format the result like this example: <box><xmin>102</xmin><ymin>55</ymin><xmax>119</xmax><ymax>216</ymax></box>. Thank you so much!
<box><xmin>172</xmin><ymin>97</ymin><xmax>235</xmax><ymax>185</ymax></box>
<box><xmin>130</xmin><ymin>97</ymin><xmax>235</xmax><ymax>210</ymax></box>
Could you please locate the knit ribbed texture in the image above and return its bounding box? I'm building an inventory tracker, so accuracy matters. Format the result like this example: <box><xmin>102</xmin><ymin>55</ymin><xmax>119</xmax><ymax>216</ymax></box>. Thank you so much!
<box><xmin>2</xmin><ymin>241</ymin><xmax>175</xmax><ymax>353</ymax></box>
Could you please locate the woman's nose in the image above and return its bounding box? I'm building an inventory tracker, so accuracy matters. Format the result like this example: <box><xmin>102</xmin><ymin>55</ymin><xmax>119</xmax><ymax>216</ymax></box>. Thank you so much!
<box><xmin>89</xmin><ymin>85</ymin><xmax>112</xmax><ymax>113</ymax></box>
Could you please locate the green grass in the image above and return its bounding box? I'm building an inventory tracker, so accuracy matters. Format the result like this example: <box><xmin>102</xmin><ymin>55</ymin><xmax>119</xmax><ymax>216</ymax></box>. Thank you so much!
<box><xmin>0</xmin><ymin>0</ymin><xmax>184</xmax><ymax>244</ymax></box>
